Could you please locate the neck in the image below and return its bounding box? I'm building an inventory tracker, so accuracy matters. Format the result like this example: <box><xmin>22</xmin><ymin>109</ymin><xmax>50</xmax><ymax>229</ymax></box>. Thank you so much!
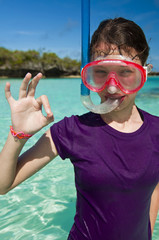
<box><xmin>100</xmin><ymin>104</ymin><xmax>143</xmax><ymax>133</ymax></box>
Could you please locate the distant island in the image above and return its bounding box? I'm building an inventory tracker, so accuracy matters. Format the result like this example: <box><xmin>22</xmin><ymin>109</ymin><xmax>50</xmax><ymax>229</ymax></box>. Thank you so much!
<box><xmin>0</xmin><ymin>47</ymin><xmax>81</xmax><ymax>78</ymax></box>
<box><xmin>0</xmin><ymin>47</ymin><xmax>158</xmax><ymax>78</ymax></box>
<box><xmin>148</xmin><ymin>72</ymin><xmax>159</xmax><ymax>76</ymax></box>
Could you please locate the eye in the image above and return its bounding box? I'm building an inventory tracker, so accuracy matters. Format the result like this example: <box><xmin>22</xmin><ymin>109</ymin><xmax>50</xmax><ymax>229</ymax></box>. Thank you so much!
<box><xmin>93</xmin><ymin>68</ymin><xmax>108</xmax><ymax>78</ymax></box>
<box><xmin>118</xmin><ymin>67</ymin><xmax>134</xmax><ymax>77</ymax></box>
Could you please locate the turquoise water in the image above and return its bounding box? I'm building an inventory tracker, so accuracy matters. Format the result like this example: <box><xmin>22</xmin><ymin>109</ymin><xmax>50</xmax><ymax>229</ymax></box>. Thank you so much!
<box><xmin>0</xmin><ymin>77</ymin><xmax>159</xmax><ymax>240</ymax></box>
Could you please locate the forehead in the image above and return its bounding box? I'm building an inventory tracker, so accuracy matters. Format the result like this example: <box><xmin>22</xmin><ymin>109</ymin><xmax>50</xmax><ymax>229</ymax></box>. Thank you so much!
<box><xmin>92</xmin><ymin>43</ymin><xmax>141</xmax><ymax>65</ymax></box>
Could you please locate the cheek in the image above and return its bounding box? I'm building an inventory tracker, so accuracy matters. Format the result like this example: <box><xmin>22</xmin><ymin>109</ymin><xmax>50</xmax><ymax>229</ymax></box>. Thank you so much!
<box><xmin>120</xmin><ymin>93</ymin><xmax>137</xmax><ymax>106</ymax></box>
<box><xmin>128</xmin><ymin>93</ymin><xmax>137</xmax><ymax>101</ymax></box>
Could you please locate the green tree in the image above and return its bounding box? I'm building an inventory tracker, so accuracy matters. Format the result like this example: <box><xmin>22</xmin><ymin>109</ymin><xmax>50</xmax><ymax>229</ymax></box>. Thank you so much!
<box><xmin>0</xmin><ymin>47</ymin><xmax>12</xmax><ymax>66</ymax></box>
<box><xmin>41</xmin><ymin>52</ymin><xmax>60</xmax><ymax>65</ymax></box>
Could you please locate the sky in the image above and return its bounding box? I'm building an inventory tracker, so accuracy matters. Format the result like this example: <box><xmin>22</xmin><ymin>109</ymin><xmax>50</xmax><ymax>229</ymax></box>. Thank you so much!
<box><xmin>0</xmin><ymin>0</ymin><xmax>158</xmax><ymax>71</ymax></box>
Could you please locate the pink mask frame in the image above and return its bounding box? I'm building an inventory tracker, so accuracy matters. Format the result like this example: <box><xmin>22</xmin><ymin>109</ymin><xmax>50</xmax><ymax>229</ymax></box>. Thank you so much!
<box><xmin>81</xmin><ymin>58</ymin><xmax>152</xmax><ymax>94</ymax></box>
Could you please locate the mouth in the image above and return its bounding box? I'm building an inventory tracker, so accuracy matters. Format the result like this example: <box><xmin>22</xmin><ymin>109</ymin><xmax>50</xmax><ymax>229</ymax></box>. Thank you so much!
<box><xmin>105</xmin><ymin>95</ymin><xmax>126</xmax><ymax>102</ymax></box>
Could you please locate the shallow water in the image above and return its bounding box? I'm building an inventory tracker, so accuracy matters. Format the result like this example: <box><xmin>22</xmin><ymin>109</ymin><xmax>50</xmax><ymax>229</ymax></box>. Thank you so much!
<box><xmin>0</xmin><ymin>77</ymin><xmax>159</xmax><ymax>240</ymax></box>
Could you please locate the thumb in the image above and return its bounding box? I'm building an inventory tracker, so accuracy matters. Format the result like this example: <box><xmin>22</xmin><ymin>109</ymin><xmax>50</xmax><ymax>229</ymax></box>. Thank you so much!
<box><xmin>43</xmin><ymin>113</ymin><xmax>54</xmax><ymax>127</ymax></box>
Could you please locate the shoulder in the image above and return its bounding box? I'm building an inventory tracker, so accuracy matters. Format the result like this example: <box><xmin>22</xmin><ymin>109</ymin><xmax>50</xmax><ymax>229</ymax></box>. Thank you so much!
<box><xmin>139</xmin><ymin>108</ymin><xmax>159</xmax><ymax>123</ymax></box>
<box><xmin>49</xmin><ymin>112</ymin><xmax>101</xmax><ymax>160</ymax></box>
<box><xmin>50</xmin><ymin>112</ymin><xmax>105</xmax><ymax>139</ymax></box>
<box><xmin>52</xmin><ymin>112</ymin><xmax>104</xmax><ymax>129</ymax></box>
<box><xmin>50</xmin><ymin>115</ymin><xmax>77</xmax><ymax>135</ymax></box>
<box><xmin>138</xmin><ymin>108</ymin><xmax>159</xmax><ymax>135</ymax></box>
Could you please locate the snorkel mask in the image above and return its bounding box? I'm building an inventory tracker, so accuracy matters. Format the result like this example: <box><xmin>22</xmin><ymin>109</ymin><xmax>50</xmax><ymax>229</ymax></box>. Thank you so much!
<box><xmin>81</xmin><ymin>55</ymin><xmax>152</xmax><ymax>94</ymax></box>
<box><xmin>81</xmin><ymin>55</ymin><xmax>152</xmax><ymax>114</ymax></box>
<box><xmin>81</xmin><ymin>0</ymin><xmax>152</xmax><ymax>114</ymax></box>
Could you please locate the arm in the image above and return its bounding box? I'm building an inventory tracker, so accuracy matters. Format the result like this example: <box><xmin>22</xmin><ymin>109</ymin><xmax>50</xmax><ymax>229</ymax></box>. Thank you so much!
<box><xmin>0</xmin><ymin>73</ymin><xmax>57</xmax><ymax>194</ymax></box>
<box><xmin>150</xmin><ymin>183</ymin><xmax>159</xmax><ymax>233</ymax></box>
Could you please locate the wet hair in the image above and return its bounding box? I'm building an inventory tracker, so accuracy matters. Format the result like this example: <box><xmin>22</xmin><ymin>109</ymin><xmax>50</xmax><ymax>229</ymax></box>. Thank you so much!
<box><xmin>90</xmin><ymin>17</ymin><xmax>150</xmax><ymax>65</ymax></box>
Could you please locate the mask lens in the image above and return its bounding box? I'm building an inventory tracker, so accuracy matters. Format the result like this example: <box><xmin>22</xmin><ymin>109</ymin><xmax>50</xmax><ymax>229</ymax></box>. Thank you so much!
<box><xmin>116</xmin><ymin>66</ymin><xmax>142</xmax><ymax>91</ymax></box>
<box><xmin>84</xmin><ymin>65</ymin><xmax>108</xmax><ymax>91</ymax></box>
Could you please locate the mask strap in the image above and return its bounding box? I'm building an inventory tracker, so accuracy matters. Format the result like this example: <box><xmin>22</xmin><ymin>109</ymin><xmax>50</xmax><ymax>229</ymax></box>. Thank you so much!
<box><xmin>143</xmin><ymin>64</ymin><xmax>153</xmax><ymax>80</ymax></box>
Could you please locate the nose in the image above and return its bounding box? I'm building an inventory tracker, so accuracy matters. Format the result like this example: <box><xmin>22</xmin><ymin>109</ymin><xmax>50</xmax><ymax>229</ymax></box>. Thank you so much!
<box><xmin>106</xmin><ymin>76</ymin><xmax>118</xmax><ymax>94</ymax></box>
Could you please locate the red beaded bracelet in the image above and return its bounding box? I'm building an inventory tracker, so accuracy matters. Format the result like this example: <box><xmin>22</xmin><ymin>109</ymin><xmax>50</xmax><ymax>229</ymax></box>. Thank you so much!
<box><xmin>10</xmin><ymin>126</ymin><xmax>33</xmax><ymax>139</ymax></box>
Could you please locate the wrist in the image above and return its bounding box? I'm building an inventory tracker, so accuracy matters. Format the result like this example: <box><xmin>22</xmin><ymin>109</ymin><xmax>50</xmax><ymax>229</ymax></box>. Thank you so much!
<box><xmin>10</xmin><ymin>126</ymin><xmax>33</xmax><ymax>140</ymax></box>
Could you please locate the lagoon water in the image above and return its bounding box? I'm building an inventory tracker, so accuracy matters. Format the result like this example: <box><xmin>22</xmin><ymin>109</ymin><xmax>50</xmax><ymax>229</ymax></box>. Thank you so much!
<box><xmin>0</xmin><ymin>77</ymin><xmax>159</xmax><ymax>240</ymax></box>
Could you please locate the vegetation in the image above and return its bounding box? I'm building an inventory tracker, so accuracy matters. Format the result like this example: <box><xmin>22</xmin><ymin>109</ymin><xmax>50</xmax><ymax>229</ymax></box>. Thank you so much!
<box><xmin>0</xmin><ymin>47</ymin><xmax>80</xmax><ymax>67</ymax></box>
<box><xmin>0</xmin><ymin>47</ymin><xmax>81</xmax><ymax>77</ymax></box>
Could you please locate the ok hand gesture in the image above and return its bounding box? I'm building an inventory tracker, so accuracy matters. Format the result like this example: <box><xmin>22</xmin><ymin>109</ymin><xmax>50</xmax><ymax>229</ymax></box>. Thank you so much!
<box><xmin>5</xmin><ymin>73</ymin><xmax>54</xmax><ymax>135</ymax></box>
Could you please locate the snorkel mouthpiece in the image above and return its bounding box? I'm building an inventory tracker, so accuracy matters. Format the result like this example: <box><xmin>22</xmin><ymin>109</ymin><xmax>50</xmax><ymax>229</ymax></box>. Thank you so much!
<box><xmin>81</xmin><ymin>94</ymin><xmax>120</xmax><ymax>114</ymax></box>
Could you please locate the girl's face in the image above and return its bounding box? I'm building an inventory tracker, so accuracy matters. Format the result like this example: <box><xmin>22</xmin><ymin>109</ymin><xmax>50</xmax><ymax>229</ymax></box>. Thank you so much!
<box><xmin>93</xmin><ymin>44</ymin><xmax>142</xmax><ymax>113</ymax></box>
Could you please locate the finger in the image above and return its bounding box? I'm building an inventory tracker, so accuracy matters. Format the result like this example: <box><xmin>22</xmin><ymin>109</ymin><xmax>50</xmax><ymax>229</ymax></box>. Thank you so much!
<box><xmin>36</xmin><ymin>95</ymin><xmax>54</xmax><ymax>125</ymax></box>
<box><xmin>27</xmin><ymin>73</ymin><xmax>43</xmax><ymax>97</ymax></box>
<box><xmin>19</xmin><ymin>73</ymin><xmax>32</xmax><ymax>99</ymax></box>
<box><xmin>5</xmin><ymin>82</ymin><xmax>15</xmax><ymax>105</ymax></box>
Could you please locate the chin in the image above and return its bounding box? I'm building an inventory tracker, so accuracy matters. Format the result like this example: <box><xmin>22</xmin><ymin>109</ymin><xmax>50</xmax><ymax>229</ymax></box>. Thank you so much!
<box><xmin>112</xmin><ymin>100</ymin><xmax>126</xmax><ymax>112</ymax></box>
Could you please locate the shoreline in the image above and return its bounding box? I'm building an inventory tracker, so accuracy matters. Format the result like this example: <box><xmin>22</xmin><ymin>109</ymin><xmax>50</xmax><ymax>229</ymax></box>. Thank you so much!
<box><xmin>62</xmin><ymin>75</ymin><xmax>81</xmax><ymax>79</ymax></box>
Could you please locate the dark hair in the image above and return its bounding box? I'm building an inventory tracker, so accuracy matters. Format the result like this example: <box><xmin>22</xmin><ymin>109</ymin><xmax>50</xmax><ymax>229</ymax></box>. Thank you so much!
<box><xmin>90</xmin><ymin>17</ymin><xmax>150</xmax><ymax>65</ymax></box>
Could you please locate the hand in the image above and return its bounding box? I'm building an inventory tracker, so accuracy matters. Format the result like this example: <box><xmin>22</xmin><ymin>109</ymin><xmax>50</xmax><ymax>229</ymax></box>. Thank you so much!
<box><xmin>5</xmin><ymin>72</ymin><xmax>54</xmax><ymax>135</ymax></box>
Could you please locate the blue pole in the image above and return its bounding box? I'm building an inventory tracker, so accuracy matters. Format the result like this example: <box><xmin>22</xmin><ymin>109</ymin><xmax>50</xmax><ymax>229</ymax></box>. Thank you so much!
<box><xmin>81</xmin><ymin>0</ymin><xmax>90</xmax><ymax>96</ymax></box>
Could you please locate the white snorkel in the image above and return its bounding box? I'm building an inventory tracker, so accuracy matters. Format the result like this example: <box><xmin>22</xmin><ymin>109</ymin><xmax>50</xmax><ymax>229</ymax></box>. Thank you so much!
<box><xmin>81</xmin><ymin>0</ymin><xmax>120</xmax><ymax>114</ymax></box>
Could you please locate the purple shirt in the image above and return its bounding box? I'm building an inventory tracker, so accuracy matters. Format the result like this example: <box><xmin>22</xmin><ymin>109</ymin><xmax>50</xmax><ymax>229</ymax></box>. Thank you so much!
<box><xmin>50</xmin><ymin>108</ymin><xmax>159</xmax><ymax>240</ymax></box>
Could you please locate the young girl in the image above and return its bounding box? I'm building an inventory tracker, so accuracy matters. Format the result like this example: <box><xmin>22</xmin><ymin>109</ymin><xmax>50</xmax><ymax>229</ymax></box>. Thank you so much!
<box><xmin>0</xmin><ymin>17</ymin><xmax>159</xmax><ymax>240</ymax></box>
